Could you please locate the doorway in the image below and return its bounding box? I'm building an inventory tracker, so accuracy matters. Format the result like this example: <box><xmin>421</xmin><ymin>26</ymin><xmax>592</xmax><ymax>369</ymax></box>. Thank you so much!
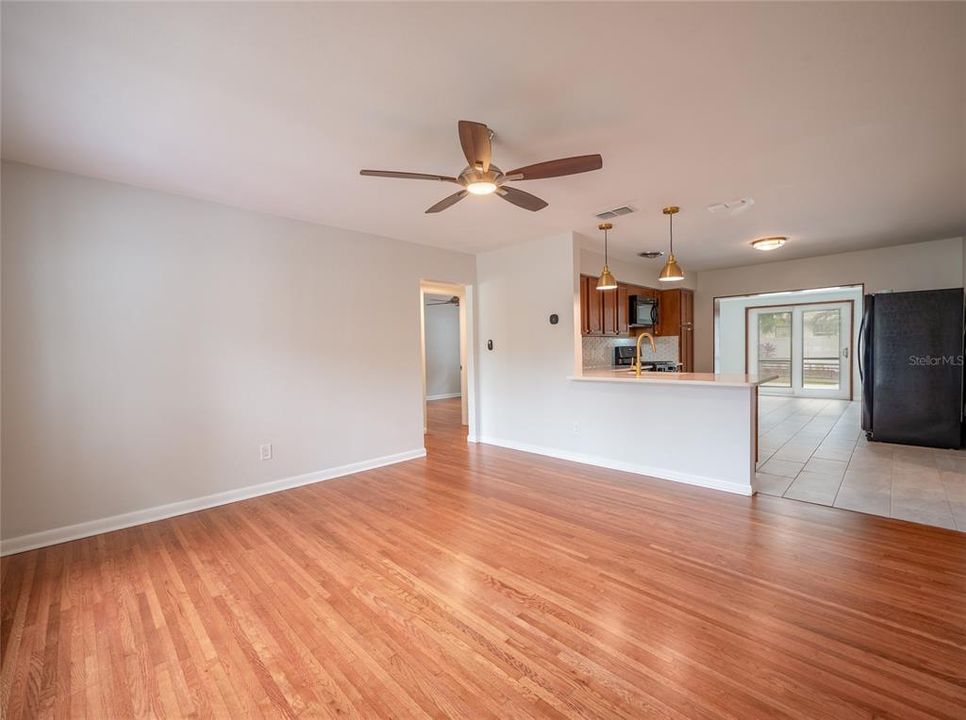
<box><xmin>419</xmin><ymin>281</ymin><xmax>472</xmax><ymax>448</ymax></box>
<box><xmin>746</xmin><ymin>301</ymin><xmax>854</xmax><ymax>399</ymax></box>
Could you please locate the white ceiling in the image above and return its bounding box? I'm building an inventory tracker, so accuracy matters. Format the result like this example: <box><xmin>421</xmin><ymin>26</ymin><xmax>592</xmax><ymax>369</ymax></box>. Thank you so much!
<box><xmin>3</xmin><ymin>2</ymin><xmax>964</xmax><ymax>270</ymax></box>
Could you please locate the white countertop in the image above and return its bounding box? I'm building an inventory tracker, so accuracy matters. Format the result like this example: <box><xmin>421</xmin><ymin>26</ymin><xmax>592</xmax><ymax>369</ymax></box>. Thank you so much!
<box><xmin>570</xmin><ymin>367</ymin><xmax>779</xmax><ymax>388</ymax></box>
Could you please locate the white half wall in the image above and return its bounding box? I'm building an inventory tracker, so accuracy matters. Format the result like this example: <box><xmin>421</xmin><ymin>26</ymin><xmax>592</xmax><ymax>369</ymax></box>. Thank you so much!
<box><xmin>476</xmin><ymin>233</ymin><xmax>755</xmax><ymax>495</ymax></box>
<box><xmin>1</xmin><ymin>162</ymin><xmax>476</xmax><ymax>548</ymax></box>
<box><xmin>694</xmin><ymin>237</ymin><xmax>964</xmax><ymax>372</ymax></box>
<box><xmin>424</xmin><ymin>301</ymin><xmax>461</xmax><ymax>399</ymax></box>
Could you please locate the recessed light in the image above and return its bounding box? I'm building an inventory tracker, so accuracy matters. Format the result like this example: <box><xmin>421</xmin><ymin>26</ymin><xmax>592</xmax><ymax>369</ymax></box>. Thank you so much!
<box><xmin>638</xmin><ymin>250</ymin><xmax>664</xmax><ymax>259</ymax></box>
<box><xmin>752</xmin><ymin>236</ymin><xmax>787</xmax><ymax>251</ymax></box>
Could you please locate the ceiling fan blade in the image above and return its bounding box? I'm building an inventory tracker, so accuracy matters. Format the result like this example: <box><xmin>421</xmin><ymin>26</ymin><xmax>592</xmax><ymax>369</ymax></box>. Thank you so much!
<box><xmin>458</xmin><ymin>120</ymin><xmax>491</xmax><ymax>172</ymax></box>
<box><xmin>360</xmin><ymin>170</ymin><xmax>458</xmax><ymax>183</ymax></box>
<box><xmin>425</xmin><ymin>190</ymin><xmax>469</xmax><ymax>214</ymax></box>
<box><xmin>505</xmin><ymin>154</ymin><xmax>603</xmax><ymax>180</ymax></box>
<box><xmin>498</xmin><ymin>186</ymin><xmax>548</xmax><ymax>212</ymax></box>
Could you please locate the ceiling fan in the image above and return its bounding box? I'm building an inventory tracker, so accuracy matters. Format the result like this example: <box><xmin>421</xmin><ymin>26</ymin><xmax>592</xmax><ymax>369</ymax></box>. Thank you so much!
<box><xmin>426</xmin><ymin>295</ymin><xmax>460</xmax><ymax>306</ymax></box>
<box><xmin>360</xmin><ymin>120</ymin><xmax>603</xmax><ymax>214</ymax></box>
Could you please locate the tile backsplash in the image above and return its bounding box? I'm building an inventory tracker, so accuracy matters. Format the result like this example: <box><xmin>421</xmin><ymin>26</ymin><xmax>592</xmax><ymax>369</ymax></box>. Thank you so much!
<box><xmin>582</xmin><ymin>335</ymin><xmax>679</xmax><ymax>368</ymax></box>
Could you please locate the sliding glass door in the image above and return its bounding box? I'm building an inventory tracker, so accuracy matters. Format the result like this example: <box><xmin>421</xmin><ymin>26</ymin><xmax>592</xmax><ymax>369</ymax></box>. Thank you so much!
<box><xmin>747</xmin><ymin>302</ymin><xmax>852</xmax><ymax>399</ymax></box>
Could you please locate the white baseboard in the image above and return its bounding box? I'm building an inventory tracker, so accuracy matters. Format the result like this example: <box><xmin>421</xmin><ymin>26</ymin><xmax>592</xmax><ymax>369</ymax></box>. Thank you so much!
<box><xmin>0</xmin><ymin>448</ymin><xmax>427</xmax><ymax>557</ymax></box>
<box><xmin>477</xmin><ymin>436</ymin><xmax>752</xmax><ymax>496</ymax></box>
<box><xmin>426</xmin><ymin>393</ymin><xmax>461</xmax><ymax>401</ymax></box>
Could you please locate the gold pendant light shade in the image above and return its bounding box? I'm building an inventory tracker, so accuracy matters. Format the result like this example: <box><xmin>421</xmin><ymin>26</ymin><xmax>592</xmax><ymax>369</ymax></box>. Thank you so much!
<box><xmin>596</xmin><ymin>266</ymin><xmax>617</xmax><ymax>290</ymax></box>
<box><xmin>657</xmin><ymin>254</ymin><xmax>684</xmax><ymax>282</ymax></box>
<box><xmin>658</xmin><ymin>206</ymin><xmax>685</xmax><ymax>282</ymax></box>
<box><xmin>596</xmin><ymin>222</ymin><xmax>618</xmax><ymax>290</ymax></box>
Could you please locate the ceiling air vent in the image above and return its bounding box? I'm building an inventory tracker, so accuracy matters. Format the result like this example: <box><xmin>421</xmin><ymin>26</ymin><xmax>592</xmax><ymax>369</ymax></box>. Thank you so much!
<box><xmin>595</xmin><ymin>205</ymin><xmax>635</xmax><ymax>220</ymax></box>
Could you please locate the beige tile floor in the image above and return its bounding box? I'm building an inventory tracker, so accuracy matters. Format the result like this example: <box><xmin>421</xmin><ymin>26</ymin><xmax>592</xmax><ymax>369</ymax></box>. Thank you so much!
<box><xmin>756</xmin><ymin>396</ymin><xmax>966</xmax><ymax>531</ymax></box>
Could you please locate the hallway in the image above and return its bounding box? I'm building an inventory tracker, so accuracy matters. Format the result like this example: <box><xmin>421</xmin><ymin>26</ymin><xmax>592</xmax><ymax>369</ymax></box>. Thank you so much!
<box><xmin>425</xmin><ymin>396</ymin><xmax>467</xmax><ymax>454</ymax></box>
<box><xmin>757</xmin><ymin>396</ymin><xmax>966</xmax><ymax>530</ymax></box>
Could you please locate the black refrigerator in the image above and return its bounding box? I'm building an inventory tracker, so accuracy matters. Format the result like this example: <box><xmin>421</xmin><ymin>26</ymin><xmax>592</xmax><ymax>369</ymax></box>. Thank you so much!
<box><xmin>860</xmin><ymin>288</ymin><xmax>964</xmax><ymax>449</ymax></box>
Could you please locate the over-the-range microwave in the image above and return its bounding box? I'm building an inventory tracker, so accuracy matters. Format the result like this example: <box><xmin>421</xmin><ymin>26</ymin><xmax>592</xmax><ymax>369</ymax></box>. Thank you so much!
<box><xmin>629</xmin><ymin>295</ymin><xmax>659</xmax><ymax>328</ymax></box>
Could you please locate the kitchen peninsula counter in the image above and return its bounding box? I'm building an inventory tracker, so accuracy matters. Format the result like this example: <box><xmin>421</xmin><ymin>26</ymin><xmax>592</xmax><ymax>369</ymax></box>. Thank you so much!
<box><xmin>571</xmin><ymin>368</ymin><xmax>778</xmax><ymax>388</ymax></box>
<box><xmin>545</xmin><ymin>366</ymin><xmax>776</xmax><ymax>496</ymax></box>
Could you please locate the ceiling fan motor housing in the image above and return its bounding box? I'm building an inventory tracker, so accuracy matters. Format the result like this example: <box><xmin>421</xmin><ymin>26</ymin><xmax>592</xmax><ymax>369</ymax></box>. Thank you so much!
<box><xmin>459</xmin><ymin>164</ymin><xmax>503</xmax><ymax>188</ymax></box>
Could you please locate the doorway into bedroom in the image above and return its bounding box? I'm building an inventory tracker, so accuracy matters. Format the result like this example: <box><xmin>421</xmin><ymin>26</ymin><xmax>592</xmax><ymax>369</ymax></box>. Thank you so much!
<box><xmin>420</xmin><ymin>281</ymin><xmax>471</xmax><ymax>452</ymax></box>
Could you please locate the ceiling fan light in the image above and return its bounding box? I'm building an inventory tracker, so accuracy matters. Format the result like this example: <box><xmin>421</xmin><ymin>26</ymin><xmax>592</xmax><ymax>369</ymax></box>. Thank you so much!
<box><xmin>752</xmin><ymin>236</ymin><xmax>787</xmax><ymax>251</ymax></box>
<box><xmin>466</xmin><ymin>181</ymin><xmax>497</xmax><ymax>195</ymax></box>
<box><xmin>658</xmin><ymin>255</ymin><xmax>685</xmax><ymax>282</ymax></box>
<box><xmin>596</xmin><ymin>266</ymin><xmax>617</xmax><ymax>291</ymax></box>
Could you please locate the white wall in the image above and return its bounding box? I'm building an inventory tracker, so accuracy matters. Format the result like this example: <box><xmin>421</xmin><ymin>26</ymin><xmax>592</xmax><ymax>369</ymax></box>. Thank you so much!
<box><xmin>694</xmin><ymin>237</ymin><xmax>964</xmax><ymax>372</ymax></box>
<box><xmin>0</xmin><ymin>162</ymin><xmax>476</xmax><ymax>547</ymax></box>
<box><xmin>476</xmin><ymin>232</ymin><xmax>579</xmax><ymax>448</ymax></box>
<box><xmin>716</xmin><ymin>286</ymin><xmax>864</xmax><ymax>375</ymax></box>
<box><xmin>424</xmin><ymin>301</ymin><xmax>461</xmax><ymax>399</ymax></box>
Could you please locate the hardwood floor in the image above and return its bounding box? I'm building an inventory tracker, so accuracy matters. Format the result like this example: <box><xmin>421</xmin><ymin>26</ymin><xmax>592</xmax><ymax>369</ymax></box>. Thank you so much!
<box><xmin>3</xmin><ymin>397</ymin><xmax>965</xmax><ymax>718</ymax></box>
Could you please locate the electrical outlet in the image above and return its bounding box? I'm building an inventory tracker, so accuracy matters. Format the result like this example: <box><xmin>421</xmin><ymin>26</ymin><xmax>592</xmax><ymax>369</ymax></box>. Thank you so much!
<box><xmin>259</xmin><ymin>443</ymin><xmax>273</xmax><ymax>461</ymax></box>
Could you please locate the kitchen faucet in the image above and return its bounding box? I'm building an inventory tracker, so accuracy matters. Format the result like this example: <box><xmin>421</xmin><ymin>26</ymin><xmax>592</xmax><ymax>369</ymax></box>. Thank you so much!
<box><xmin>634</xmin><ymin>332</ymin><xmax>657</xmax><ymax>377</ymax></box>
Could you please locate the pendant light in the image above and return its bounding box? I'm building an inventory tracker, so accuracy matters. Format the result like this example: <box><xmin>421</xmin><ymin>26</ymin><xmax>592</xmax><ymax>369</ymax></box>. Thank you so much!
<box><xmin>658</xmin><ymin>206</ymin><xmax>685</xmax><ymax>282</ymax></box>
<box><xmin>596</xmin><ymin>222</ymin><xmax>617</xmax><ymax>290</ymax></box>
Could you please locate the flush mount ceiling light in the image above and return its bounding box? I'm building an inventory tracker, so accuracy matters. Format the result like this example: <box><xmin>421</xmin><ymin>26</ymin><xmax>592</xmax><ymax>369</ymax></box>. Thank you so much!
<box><xmin>596</xmin><ymin>222</ymin><xmax>618</xmax><ymax>291</ymax></box>
<box><xmin>752</xmin><ymin>236</ymin><xmax>788</xmax><ymax>251</ymax></box>
<box><xmin>658</xmin><ymin>206</ymin><xmax>685</xmax><ymax>282</ymax></box>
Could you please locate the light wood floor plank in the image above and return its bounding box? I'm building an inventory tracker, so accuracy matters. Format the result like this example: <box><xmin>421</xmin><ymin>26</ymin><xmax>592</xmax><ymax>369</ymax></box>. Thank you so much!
<box><xmin>2</xmin><ymin>398</ymin><xmax>965</xmax><ymax>718</ymax></box>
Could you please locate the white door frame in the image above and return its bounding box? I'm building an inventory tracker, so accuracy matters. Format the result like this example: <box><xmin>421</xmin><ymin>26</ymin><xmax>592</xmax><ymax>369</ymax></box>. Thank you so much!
<box><xmin>747</xmin><ymin>300</ymin><xmax>854</xmax><ymax>400</ymax></box>
<box><xmin>419</xmin><ymin>280</ymin><xmax>477</xmax><ymax>440</ymax></box>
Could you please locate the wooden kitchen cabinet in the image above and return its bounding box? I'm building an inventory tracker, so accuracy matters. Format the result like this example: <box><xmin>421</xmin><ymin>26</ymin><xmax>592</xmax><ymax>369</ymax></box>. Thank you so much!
<box><xmin>659</xmin><ymin>289</ymin><xmax>681</xmax><ymax>336</ymax></box>
<box><xmin>659</xmin><ymin>288</ymin><xmax>694</xmax><ymax>371</ymax></box>
<box><xmin>579</xmin><ymin>275</ymin><xmax>604</xmax><ymax>335</ymax></box>
<box><xmin>681</xmin><ymin>288</ymin><xmax>694</xmax><ymax>372</ymax></box>
<box><xmin>579</xmin><ymin>275</ymin><xmax>591</xmax><ymax>334</ymax></box>
<box><xmin>601</xmin><ymin>285</ymin><xmax>620</xmax><ymax>335</ymax></box>
<box><xmin>580</xmin><ymin>274</ymin><xmax>620</xmax><ymax>336</ymax></box>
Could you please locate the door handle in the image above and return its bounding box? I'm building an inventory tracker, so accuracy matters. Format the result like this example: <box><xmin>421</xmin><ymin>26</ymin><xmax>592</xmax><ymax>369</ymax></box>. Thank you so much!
<box><xmin>842</xmin><ymin>347</ymin><xmax>848</xmax><ymax>358</ymax></box>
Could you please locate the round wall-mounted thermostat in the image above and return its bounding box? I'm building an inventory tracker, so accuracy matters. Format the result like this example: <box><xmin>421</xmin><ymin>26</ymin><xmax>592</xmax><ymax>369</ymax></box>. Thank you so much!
<box><xmin>549</xmin><ymin>314</ymin><xmax>559</xmax><ymax>325</ymax></box>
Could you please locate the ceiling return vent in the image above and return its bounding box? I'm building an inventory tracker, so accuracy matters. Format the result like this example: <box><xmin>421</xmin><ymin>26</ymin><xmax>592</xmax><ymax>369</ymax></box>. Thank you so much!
<box><xmin>595</xmin><ymin>205</ymin><xmax>635</xmax><ymax>220</ymax></box>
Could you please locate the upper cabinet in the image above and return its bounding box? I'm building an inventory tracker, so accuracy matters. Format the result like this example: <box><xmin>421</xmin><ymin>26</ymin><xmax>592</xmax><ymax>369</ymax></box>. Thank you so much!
<box><xmin>581</xmin><ymin>275</ymin><xmax>604</xmax><ymax>335</ymax></box>
<box><xmin>580</xmin><ymin>275</ymin><xmax>661</xmax><ymax>337</ymax></box>
<box><xmin>601</xmin><ymin>285</ymin><xmax>621</xmax><ymax>335</ymax></box>
<box><xmin>659</xmin><ymin>288</ymin><xmax>681</xmax><ymax>336</ymax></box>
<box><xmin>659</xmin><ymin>288</ymin><xmax>695</xmax><ymax>371</ymax></box>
